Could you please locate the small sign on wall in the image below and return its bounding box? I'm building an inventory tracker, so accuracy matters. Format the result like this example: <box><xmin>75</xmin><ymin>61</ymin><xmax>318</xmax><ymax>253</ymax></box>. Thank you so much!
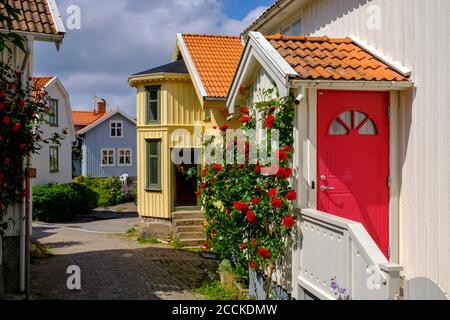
<box><xmin>25</xmin><ymin>168</ymin><xmax>37</xmax><ymax>179</ymax></box>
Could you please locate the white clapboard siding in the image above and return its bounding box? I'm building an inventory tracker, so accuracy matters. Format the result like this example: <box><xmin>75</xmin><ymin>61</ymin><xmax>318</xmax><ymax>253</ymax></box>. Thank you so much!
<box><xmin>266</xmin><ymin>0</ymin><xmax>450</xmax><ymax>298</ymax></box>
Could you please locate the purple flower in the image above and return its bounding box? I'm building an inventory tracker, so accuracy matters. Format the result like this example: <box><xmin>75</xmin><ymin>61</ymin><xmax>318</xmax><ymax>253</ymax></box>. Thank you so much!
<box><xmin>340</xmin><ymin>288</ymin><xmax>347</xmax><ymax>295</ymax></box>
<box><xmin>231</xmin><ymin>252</ymin><xmax>237</xmax><ymax>267</ymax></box>
<box><xmin>331</xmin><ymin>281</ymin><xmax>337</xmax><ymax>291</ymax></box>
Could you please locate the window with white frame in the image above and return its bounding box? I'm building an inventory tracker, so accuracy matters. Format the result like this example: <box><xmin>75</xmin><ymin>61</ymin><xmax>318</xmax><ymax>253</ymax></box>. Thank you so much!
<box><xmin>118</xmin><ymin>148</ymin><xmax>132</xmax><ymax>166</ymax></box>
<box><xmin>281</xmin><ymin>18</ymin><xmax>302</xmax><ymax>36</ymax></box>
<box><xmin>110</xmin><ymin>121</ymin><xmax>123</xmax><ymax>138</ymax></box>
<box><xmin>101</xmin><ymin>149</ymin><xmax>115</xmax><ymax>166</ymax></box>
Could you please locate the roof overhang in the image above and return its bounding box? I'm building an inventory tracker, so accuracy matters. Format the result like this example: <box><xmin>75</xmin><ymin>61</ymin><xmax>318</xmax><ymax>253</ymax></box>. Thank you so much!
<box><xmin>290</xmin><ymin>79</ymin><xmax>414</xmax><ymax>90</ymax></box>
<box><xmin>176</xmin><ymin>33</ymin><xmax>208</xmax><ymax>105</ymax></box>
<box><xmin>227</xmin><ymin>31</ymin><xmax>298</xmax><ymax>114</ymax></box>
<box><xmin>76</xmin><ymin>109</ymin><xmax>136</xmax><ymax>136</ymax></box>
<box><xmin>128</xmin><ymin>73</ymin><xmax>191</xmax><ymax>87</ymax></box>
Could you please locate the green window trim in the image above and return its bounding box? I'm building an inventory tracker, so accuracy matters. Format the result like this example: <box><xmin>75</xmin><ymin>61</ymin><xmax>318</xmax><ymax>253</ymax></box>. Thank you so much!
<box><xmin>204</xmin><ymin>108</ymin><xmax>211</xmax><ymax>122</ymax></box>
<box><xmin>146</xmin><ymin>139</ymin><xmax>161</xmax><ymax>191</ymax></box>
<box><xmin>145</xmin><ymin>85</ymin><xmax>161</xmax><ymax>124</ymax></box>
<box><xmin>49</xmin><ymin>146</ymin><xmax>59</xmax><ymax>173</ymax></box>
<box><xmin>48</xmin><ymin>99</ymin><xmax>59</xmax><ymax>127</ymax></box>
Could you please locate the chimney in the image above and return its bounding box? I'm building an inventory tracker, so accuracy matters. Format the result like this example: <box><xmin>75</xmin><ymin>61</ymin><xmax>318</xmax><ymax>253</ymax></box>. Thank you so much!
<box><xmin>97</xmin><ymin>99</ymin><xmax>107</xmax><ymax>114</ymax></box>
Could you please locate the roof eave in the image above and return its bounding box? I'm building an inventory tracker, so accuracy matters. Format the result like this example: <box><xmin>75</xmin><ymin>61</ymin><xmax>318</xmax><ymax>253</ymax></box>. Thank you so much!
<box><xmin>290</xmin><ymin>79</ymin><xmax>414</xmax><ymax>90</ymax></box>
<box><xmin>128</xmin><ymin>73</ymin><xmax>190</xmax><ymax>86</ymax></box>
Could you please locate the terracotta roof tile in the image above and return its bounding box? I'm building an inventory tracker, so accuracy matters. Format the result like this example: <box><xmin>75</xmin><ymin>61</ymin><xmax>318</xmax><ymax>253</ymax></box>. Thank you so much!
<box><xmin>72</xmin><ymin>111</ymin><xmax>110</xmax><ymax>128</ymax></box>
<box><xmin>182</xmin><ymin>34</ymin><xmax>243</xmax><ymax>98</ymax></box>
<box><xmin>0</xmin><ymin>0</ymin><xmax>61</xmax><ymax>35</ymax></box>
<box><xmin>31</xmin><ymin>76</ymin><xmax>54</xmax><ymax>101</ymax></box>
<box><xmin>266</xmin><ymin>34</ymin><xmax>409</xmax><ymax>82</ymax></box>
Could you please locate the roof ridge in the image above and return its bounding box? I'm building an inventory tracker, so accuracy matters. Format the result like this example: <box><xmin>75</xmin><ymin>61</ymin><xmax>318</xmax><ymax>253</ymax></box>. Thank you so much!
<box><xmin>266</xmin><ymin>34</ymin><xmax>353</xmax><ymax>43</ymax></box>
<box><xmin>182</xmin><ymin>33</ymin><xmax>241</xmax><ymax>39</ymax></box>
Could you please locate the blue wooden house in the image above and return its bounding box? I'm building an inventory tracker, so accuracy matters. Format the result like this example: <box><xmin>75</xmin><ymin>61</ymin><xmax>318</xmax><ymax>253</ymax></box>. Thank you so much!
<box><xmin>73</xmin><ymin>103</ymin><xmax>137</xmax><ymax>178</ymax></box>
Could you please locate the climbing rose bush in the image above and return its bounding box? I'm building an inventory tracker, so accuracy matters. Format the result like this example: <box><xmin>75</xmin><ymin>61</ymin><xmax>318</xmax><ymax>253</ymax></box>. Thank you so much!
<box><xmin>0</xmin><ymin>62</ymin><xmax>65</xmax><ymax>235</ymax></box>
<box><xmin>199</xmin><ymin>87</ymin><xmax>297</xmax><ymax>298</ymax></box>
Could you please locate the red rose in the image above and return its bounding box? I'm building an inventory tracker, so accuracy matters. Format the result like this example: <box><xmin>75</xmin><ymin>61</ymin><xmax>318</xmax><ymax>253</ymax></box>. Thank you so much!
<box><xmin>240</xmin><ymin>106</ymin><xmax>249</xmax><ymax>114</ymax></box>
<box><xmin>246</xmin><ymin>211</ymin><xmax>256</xmax><ymax>224</ymax></box>
<box><xmin>3</xmin><ymin>157</ymin><xmax>10</xmax><ymax>166</ymax></box>
<box><xmin>0</xmin><ymin>91</ymin><xmax>6</xmax><ymax>102</ymax></box>
<box><xmin>271</xmin><ymin>198</ymin><xmax>282</xmax><ymax>209</ymax></box>
<box><xmin>212</xmin><ymin>164</ymin><xmax>222</xmax><ymax>171</ymax></box>
<box><xmin>283</xmin><ymin>215</ymin><xmax>296</xmax><ymax>229</ymax></box>
<box><xmin>220</xmin><ymin>124</ymin><xmax>228</xmax><ymax>132</ymax></box>
<box><xmin>258</xmin><ymin>248</ymin><xmax>270</xmax><ymax>259</ymax></box>
<box><xmin>251</xmin><ymin>198</ymin><xmax>260</xmax><ymax>205</ymax></box>
<box><xmin>284</xmin><ymin>168</ymin><xmax>293</xmax><ymax>179</ymax></box>
<box><xmin>268</xmin><ymin>188</ymin><xmax>277</xmax><ymax>198</ymax></box>
<box><xmin>0</xmin><ymin>136</ymin><xmax>3</xmax><ymax>142</ymax></box>
<box><xmin>19</xmin><ymin>143</ymin><xmax>26</xmax><ymax>150</ymax></box>
<box><xmin>196</xmin><ymin>190</ymin><xmax>202</xmax><ymax>197</ymax></box>
<box><xmin>199</xmin><ymin>183</ymin><xmax>205</xmax><ymax>189</ymax></box>
<box><xmin>241</xmin><ymin>203</ymin><xmax>249</xmax><ymax>213</ymax></box>
<box><xmin>202</xmin><ymin>242</ymin><xmax>209</xmax><ymax>250</ymax></box>
<box><xmin>286</xmin><ymin>190</ymin><xmax>297</xmax><ymax>201</ymax></box>
<box><xmin>255</xmin><ymin>164</ymin><xmax>262</xmax><ymax>174</ymax></box>
<box><xmin>234</xmin><ymin>201</ymin><xmax>243</xmax><ymax>211</ymax></box>
<box><xmin>251</xmin><ymin>239</ymin><xmax>257</xmax><ymax>247</ymax></box>
<box><xmin>241</xmin><ymin>115</ymin><xmax>250</xmax><ymax>123</ymax></box>
<box><xmin>269</xmin><ymin>106</ymin><xmax>277</xmax><ymax>114</ymax></box>
<box><xmin>240</xmin><ymin>242</ymin><xmax>247</xmax><ymax>250</ymax></box>
<box><xmin>284</xmin><ymin>145</ymin><xmax>292</xmax><ymax>152</ymax></box>
<box><xmin>3</xmin><ymin>116</ymin><xmax>11</xmax><ymax>125</ymax></box>
<box><xmin>276</xmin><ymin>167</ymin><xmax>285</xmax><ymax>178</ymax></box>
<box><xmin>265</xmin><ymin>115</ymin><xmax>276</xmax><ymax>129</ymax></box>
<box><xmin>12</xmin><ymin>122</ymin><xmax>21</xmax><ymax>132</ymax></box>
<box><xmin>0</xmin><ymin>103</ymin><xmax>4</xmax><ymax>111</ymax></box>
<box><xmin>212</xmin><ymin>125</ymin><xmax>217</xmax><ymax>130</ymax></box>
<box><xmin>250</xmin><ymin>261</ymin><xmax>256</xmax><ymax>270</ymax></box>
<box><xmin>239</xmin><ymin>86</ymin><xmax>246</xmax><ymax>95</ymax></box>
<box><xmin>276</xmin><ymin>150</ymin><xmax>288</xmax><ymax>162</ymax></box>
<box><xmin>17</xmin><ymin>99</ymin><xmax>25</xmax><ymax>107</ymax></box>
<box><xmin>201</xmin><ymin>168</ymin><xmax>207</xmax><ymax>176</ymax></box>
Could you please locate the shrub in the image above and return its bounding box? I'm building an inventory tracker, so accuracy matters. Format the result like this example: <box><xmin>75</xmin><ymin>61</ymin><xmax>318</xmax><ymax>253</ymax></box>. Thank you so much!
<box><xmin>33</xmin><ymin>183</ymin><xmax>97</xmax><ymax>222</ymax></box>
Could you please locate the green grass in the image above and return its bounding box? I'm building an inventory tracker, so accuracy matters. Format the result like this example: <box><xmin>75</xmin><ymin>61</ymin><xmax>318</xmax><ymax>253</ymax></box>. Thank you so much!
<box><xmin>138</xmin><ymin>237</ymin><xmax>161</xmax><ymax>245</ymax></box>
<box><xmin>171</xmin><ymin>238</ymin><xmax>185</xmax><ymax>249</ymax></box>
<box><xmin>195</xmin><ymin>281</ymin><xmax>244</xmax><ymax>300</ymax></box>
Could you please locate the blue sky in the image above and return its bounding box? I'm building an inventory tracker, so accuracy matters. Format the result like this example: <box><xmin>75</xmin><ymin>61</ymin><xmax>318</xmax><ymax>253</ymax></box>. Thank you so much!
<box><xmin>224</xmin><ymin>0</ymin><xmax>272</xmax><ymax>19</ymax></box>
<box><xmin>34</xmin><ymin>0</ymin><xmax>272</xmax><ymax>116</ymax></box>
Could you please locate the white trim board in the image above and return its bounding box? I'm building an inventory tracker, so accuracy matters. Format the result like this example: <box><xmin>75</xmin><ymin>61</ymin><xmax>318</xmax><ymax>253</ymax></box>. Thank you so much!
<box><xmin>77</xmin><ymin>109</ymin><xmax>136</xmax><ymax>136</ymax></box>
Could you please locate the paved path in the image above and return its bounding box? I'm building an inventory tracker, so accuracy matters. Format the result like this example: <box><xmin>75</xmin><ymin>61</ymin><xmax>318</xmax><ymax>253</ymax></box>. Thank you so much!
<box><xmin>31</xmin><ymin>204</ymin><xmax>217</xmax><ymax>300</ymax></box>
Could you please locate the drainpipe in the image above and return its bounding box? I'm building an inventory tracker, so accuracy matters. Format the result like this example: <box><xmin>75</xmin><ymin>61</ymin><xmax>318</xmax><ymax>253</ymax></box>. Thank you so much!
<box><xmin>19</xmin><ymin>35</ymin><xmax>33</xmax><ymax>295</ymax></box>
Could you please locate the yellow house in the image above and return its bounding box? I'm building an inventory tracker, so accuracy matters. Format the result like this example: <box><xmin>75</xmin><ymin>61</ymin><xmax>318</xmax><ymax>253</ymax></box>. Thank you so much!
<box><xmin>128</xmin><ymin>34</ymin><xmax>242</xmax><ymax>245</ymax></box>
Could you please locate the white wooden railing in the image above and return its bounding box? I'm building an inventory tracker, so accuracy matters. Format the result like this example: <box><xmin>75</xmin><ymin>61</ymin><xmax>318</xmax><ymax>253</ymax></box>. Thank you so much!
<box><xmin>298</xmin><ymin>209</ymin><xmax>403</xmax><ymax>300</ymax></box>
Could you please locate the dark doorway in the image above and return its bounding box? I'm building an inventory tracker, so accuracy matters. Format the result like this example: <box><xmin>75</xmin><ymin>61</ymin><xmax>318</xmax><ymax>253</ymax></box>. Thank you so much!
<box><xmin>173</xmin><ymin>148</ymin><xmax>199</xmax><ymax>208</ymax></box>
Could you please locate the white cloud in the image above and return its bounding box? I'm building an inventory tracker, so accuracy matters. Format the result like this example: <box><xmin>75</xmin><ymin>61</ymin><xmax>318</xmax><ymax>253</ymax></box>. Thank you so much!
<box><xmin>34</xmin><ymin>0</ymin><xmax>268</xmax><ymax>116</ymax></box>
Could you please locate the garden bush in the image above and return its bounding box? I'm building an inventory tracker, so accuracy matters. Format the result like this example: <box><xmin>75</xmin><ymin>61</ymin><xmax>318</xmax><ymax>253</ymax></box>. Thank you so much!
<box><xmin>33</xmin><ymin>183</ymin><xmax>98</xmax><ymax>222</ymax></box>
<box><xmin>73</xmin><ymin>176</ymin><xmax>133</xmax><ymax>207</ymax></box>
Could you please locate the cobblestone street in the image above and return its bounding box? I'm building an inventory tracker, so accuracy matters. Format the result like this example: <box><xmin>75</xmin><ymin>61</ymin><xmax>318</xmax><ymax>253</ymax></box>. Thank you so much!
<box><xmin>30</xmin><ymin>205</ymin><xmax>217</xmax><ymax>300</ymax></box>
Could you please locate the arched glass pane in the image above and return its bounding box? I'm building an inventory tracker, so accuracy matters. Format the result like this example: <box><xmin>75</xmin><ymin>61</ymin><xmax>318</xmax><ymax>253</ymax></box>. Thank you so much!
<box><xmin>339</xmin><ymin>111</ymin><xmax>352</xmax><ymax>128</ymax></box>
<box><xmin>330</xmin><ymin>120</ymin><xmax>349</xmax><ymax>135</ymax></box>
<box><xmin>354</xmin><ymin>112</ymin><xmax>368</xmax><ymax>129</ymax></box>
<box><xmin>359</xmin><ymin>120</ymin><xmax>377</xmax><ymax>135</ymax></box>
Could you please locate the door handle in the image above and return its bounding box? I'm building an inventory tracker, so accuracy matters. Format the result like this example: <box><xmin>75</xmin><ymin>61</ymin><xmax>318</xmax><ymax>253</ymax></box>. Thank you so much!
<box><xmin>320</xmin><ymin>186</ymin><xmax>335</xmax><ymax>191</ymax></box>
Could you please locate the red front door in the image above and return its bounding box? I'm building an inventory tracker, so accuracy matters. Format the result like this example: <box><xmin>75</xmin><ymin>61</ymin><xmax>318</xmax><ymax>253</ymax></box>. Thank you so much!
<box><xmin>317</xmin><ymin>90</ymin><xmax>390</xmax><ymax>258</ymax></box>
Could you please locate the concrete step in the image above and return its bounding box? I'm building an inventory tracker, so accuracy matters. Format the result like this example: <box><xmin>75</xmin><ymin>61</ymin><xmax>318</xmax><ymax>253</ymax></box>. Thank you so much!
<box><xmin>172</xmin><ymin>211</ymin><xmax>204</xmax><ymax>221</ymax></box>
<box><xmin>178</xmin><ymin>231</ymin><xmax>204</xmax><ymax>240</ymax></box>
<box><xmin>176</xmin><ymin>225</ymin><xmax>204</xmax><ymax>233</ymax></box>
<box><xmin>174</xmin><ymin>218</ymin><xmax>204</xmax><ymax>227</ymax></box>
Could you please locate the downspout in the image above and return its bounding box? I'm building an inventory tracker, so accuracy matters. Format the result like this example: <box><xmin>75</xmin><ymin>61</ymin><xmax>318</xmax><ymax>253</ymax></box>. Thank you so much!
<box><xmin>20</xmin><ymin>35</ymin><xmax>33</xmax><ymax>295</ymax></box>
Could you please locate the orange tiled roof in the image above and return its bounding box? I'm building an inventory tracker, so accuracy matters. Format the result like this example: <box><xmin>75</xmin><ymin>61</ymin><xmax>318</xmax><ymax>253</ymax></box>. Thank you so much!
<box><xmin>72</xmin><ymin>111</ymin><xmax>109</xmax><ymax>127</ymax></box>
<box><xmin>182</xmin><ymin>34</ymin><xmax>243</xmax><ymax>98</ymax></box>
<box><xmin>0</xmin><ymin>0</ymin><xmax>61</xmax><ymax>35</ymax></box>
<box><xmin>267</xmin><ymin>34</ymin><xmax>409</xmax><ymax>81</ymax></box>
<box><xmin>32</xmin><ymin>76</ymin><xmax>54</xmax><ymax>91</ymax></box>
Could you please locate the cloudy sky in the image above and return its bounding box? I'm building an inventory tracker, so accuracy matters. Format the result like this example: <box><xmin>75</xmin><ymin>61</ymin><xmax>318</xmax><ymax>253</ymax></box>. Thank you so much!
<box><xmin>34</xmin><ymin>0</ymin><xmax>272</xmax><ymax>116</ymax></box>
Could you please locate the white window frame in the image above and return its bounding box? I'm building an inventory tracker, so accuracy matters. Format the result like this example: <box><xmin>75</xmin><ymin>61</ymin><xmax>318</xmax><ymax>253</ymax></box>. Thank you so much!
<box><xmin>101</xmin><ymin>148</ymin><xmax>116</xmax><ymax>167</ymax></box>
<box><xmin>118</xmin><ymin>148</ymin><xmax>132</xmax><ymax>167</ymax></box>
<box><xmin>110</xmin><ymin>120</ymin><xmax>124</xmax><ymax>138</ymax></box>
